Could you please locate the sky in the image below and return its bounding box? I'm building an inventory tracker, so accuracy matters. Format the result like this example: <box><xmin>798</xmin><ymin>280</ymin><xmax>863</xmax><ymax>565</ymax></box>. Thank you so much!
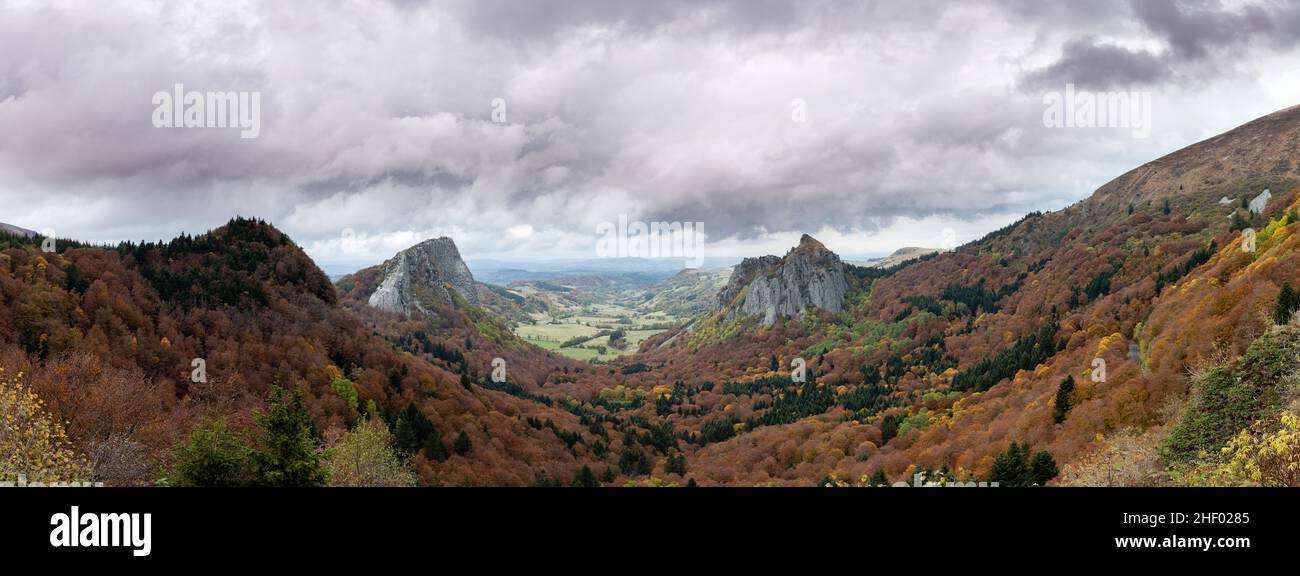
<box><xmin>2</xmin><ymin>0</ymin><xmax>1299</xmax><ymax>272</ymax></box>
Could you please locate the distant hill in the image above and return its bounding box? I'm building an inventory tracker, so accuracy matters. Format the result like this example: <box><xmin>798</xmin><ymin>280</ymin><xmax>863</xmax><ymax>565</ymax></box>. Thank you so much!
<box><xmin>869</xmin><ymin>247</ymin><xmax>944</xmax><ymax>268</ymax></box>
<box><xmin>469</xmin><ymin>257</ymin><xmax>740</xmax><ymax>286</ymax></box>
<box><xmin>621</xmin><ymin>104</ymin><xmax>1300</xmax><ymax>486</ymax></box>
<box><xmin>0</xmin><ymin>222</ymin><xmax>36</xmax><ymax>238</ymax></box>
<box><xmin>635</xmin><ymin>267</ymin><xmax>732</xmax><ymax>319</ymax></box>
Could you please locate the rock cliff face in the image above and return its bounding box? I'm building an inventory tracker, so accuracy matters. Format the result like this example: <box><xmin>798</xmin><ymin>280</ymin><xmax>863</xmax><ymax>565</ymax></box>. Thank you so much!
<box><xmin>717</xmin><ymin>234</ymin><xmax>848</xmax><ymax>326</ymax></box>
<box><xmin>368</xmin><ymin>237</ymin><xmax>479</xmax><ymax>316</ymax></box>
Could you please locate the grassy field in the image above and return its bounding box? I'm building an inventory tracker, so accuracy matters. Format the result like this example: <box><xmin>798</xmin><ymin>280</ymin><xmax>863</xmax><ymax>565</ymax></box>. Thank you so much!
<box><xmin>514</xmin><ymin>322</ymin><xmax>600</xmax><ymax>342</ymax></box>
<box><xmin>506</xmin><ymin>278</ymin><xmax>695</xmax><ymax>363</ymax></box>
<box><xmin>514</xmin><ymin>316</ymin><xmax>675</xmax><ymax>363</ymax></box>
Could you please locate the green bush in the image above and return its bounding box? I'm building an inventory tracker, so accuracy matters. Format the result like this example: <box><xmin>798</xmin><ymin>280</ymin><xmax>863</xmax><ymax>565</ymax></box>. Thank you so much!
<box><xmin>173</xmin><ymin>420</ymin><xmax>253</xmax><ymax>487</ymax></box>
<box><xmin>1163</xmin><ymin>327</ymin><xmax>1293</xmax><ymax>463</ymax></box>
<box><xmin>331</xmin><ymin>377</ymin><xmax>359</xmax><ymax>411</ymax></box>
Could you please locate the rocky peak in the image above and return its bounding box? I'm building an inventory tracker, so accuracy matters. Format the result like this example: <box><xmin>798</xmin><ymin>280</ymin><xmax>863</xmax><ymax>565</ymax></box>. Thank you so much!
<box><xmin>368</xmin><ymin>237</ymin><xmax>479</xmax><ymax>317</ymax></box>
<box><xmin>716</xmin><ymin>234</ymin><xmax>849</xmax><ymax>326</ymax></box>
<box><xmin>793</xmin><ymin>233</ymin><xmax>828</xmax><ymax>254</ymax></box>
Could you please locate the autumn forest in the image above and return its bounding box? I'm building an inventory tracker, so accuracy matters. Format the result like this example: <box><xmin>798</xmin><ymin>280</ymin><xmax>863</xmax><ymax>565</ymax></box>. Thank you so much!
<box><xmin>6</xmin><ymin>106</ymin><xmax>1300</xmax><ymax>488</ymax></box>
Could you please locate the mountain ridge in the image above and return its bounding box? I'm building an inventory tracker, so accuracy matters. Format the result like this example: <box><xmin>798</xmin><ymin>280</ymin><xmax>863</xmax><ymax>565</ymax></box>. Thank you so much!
<box><xmin>7</xmin><ymin>105</ymin><xmax>1300</xmax><ymax>486</ymax></box>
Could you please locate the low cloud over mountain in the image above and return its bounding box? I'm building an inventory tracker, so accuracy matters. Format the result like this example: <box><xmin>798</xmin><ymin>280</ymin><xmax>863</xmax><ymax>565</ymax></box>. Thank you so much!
<box><xmin>2</xmin><ymin>0</ymin><xmax>1300</xmax><ymax>267</ymax></box>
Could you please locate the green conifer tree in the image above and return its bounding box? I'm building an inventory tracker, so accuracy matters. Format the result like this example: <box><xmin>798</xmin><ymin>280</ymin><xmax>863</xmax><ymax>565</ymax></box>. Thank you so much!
<box><xmin>1030</xmin><ymin>451</ymin><xmax>1059</xmax><ymax>486</ymax></box>
<box><xmin>253</xmin><ymin>386</ymin><xmax>327</xmax><ymax>487</ymax></box>
<box><xmin>1052</xmin><ymin>375</ymin><xmax>1075</xmax><ymax>424</ymax></box>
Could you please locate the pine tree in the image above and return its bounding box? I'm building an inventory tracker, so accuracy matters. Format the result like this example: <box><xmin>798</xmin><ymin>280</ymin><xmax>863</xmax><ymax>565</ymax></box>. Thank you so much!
<box><xmin>393</xmin><ymin>402</ymin><xmax>435</xmax><ymax>456</ymax></box>
<box><xmin>573</xmin><ymin>465</ymin><xmax>599</xmax><ymax>487</ymax></box>
<box><xmin>666</xmin><ymin>453</ymin><xmax>688</xmax><ymax>475</ymax></box>
<box><xmin>1030</xmin><ymin>451</ymin><xmax>1059</xmax><ymax>486</ymax></box>
<box><xmin>1274</xmin><ymin>282</ymin><xmax>1298</xmax><ymax>325</ymax></box>
<box><xmin>1052</xmin><ymin>375</ymin><xmax>1075</xmax><ymax>424</ymax></box>
<box><xmin>252</xmin><ymin>386</ymin><xmax>327</xmax><ymax>487</ymax></box>
<box><xmin>453</xmin><ymin>431</ymin><xmax>473</xmax><ymax>455</ymax></box>
<box><xmin>618</xmin><ymin>446</ymin><xmax>652</xmax><ymax>476</ymax></box>
<box><xmin>422</xmin><ymin>429</ymin><xmax>448</xmax><ymax>462</ymax></box>
<box><xmin>989</xmin><ymin>442</ymin><xmax>1031</xmax><ymax>487</ymax></box>
<box><xmin>880</xmin><ymin>413</ymin><xmax>902</xmax><ymax>444</ymax></box>
<box><xmin>868</xmin><ymin>468</ymin><xmax>888</xmax><ymax>487</ymax></box>
<box><xmin>64</xmin><ymin>263</ymin><xmax>88</xmax><ymax>293</ymax></box>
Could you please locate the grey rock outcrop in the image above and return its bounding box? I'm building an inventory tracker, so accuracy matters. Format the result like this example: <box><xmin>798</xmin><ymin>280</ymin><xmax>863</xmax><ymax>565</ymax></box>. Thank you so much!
<box><xmin>717</xmin><ymin>255</ymin><xmax>781</xmax><ymax>310</ymax></box>
<box><xmin>717</xmin><ymin>234</ymin><xmax>849</xmax><ymax>326</ymax></box>
<box><xmin>369</xmin><ymin>237</ymin><xmax>479</xmax><ymax>317</ymax></box>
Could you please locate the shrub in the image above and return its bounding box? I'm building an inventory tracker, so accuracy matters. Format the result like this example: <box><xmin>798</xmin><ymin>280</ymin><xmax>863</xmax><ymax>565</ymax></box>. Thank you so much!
<box><xmin>324</xmin><ymin>418</ymin><xmax>416</xmax><ymax>487</ymax></box>
<box><xmin>173</xmin><ymin>420</ymin><xmax>253</xmax><ymax>487</ymax></box>
<box><xmin>1209</xmin><ymin>412</ymin><xmax>1300</xmax><ymax>486</ymax></box>
<box><xmin>1163</xmin><ymin>327</ymin><xmax>1293</xmax><ymax>463</ymax></box>
<box><xmin>0</xmin><ymin>368</ymin><xmax>90</xmax><ymax>483</ymax></box>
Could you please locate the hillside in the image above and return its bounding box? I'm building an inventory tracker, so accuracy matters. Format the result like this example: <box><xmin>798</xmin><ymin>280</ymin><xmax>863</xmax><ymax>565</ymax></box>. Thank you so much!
<box><xmin>869</xmin><ymin>247</ymin><xmax>944</xmax><ymax>269</ymax></box>
<box><xmin>528</xmin><ymin>105</ymin><xmax>1300</xmax><ymax>485</ymax></box>
<box><xmin>0</xmin><ymin>219</ymin><xmax>649</xmax><ymax>486</ymax></box>
<box><xmin>635</xmin><ymin>267</ymin><xmax>732</xmax><ymax>319</ymax></box>
<box><xmin>0</xmin><ymin>223</ymin><xmax>36</xmax><ymax>238</ymax></box>
<box><xmin>7</xmin><ymin>106</ymin><xmax>1300</xmax><ymax>487</ymax></box>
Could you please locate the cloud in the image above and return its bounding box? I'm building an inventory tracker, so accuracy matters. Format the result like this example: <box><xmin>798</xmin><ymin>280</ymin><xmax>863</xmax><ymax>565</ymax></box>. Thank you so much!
<box><xmin>1021</xmin><ymin>38</ymin><xmax>1171</xmax><ymax>90</ymax></box>
<box><xmin>1129</xmin><ymin>0</ymin><xmax>1277</xmax><ymax>61</ymax></box>
<box><xmin>0</xmin><ymin>0</ymin><xmax>1298</xmax><ymax>268</ymax></box>
<box><xmin>1023</xmin><ymin>0</ymin><xmax>1300</xmax><ymax>90</ymax></box>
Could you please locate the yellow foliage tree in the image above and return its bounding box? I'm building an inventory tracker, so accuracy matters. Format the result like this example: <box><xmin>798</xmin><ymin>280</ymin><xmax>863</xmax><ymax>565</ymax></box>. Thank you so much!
<box><xmin>0</xmin><ymin>368</ymin><xmax>91</xmax><ymax>482</ymax></box>
<box><xmin>1210</xmin><ymin>412</ymin><xmax>1300</xmax><ymax>487</ymax></box>
<box><xmin>324</xmin><ymin>417</ymin><xmax>416</xmax><ymax>487</ymax></box>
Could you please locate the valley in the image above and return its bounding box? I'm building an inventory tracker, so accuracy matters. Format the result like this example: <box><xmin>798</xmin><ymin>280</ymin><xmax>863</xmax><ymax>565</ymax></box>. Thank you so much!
<box><xmin>4</xmin><ymin>106</ymin><xmax>1300</xmax><ymax>487</ymax></box>
<box><xmin>494</xmin><ymin>268</ymin><xmax>729</xmax><ymax>362</ymax></box>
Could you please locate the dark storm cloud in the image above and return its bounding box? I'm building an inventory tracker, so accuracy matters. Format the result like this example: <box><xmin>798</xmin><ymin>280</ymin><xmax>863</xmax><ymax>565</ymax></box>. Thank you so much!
<box><xmin>1024</xmin><ymin>0</ymin><xmax>1300</xmax><ymax>89</ymax></box>
<box><xmin>444</xmin><ymin>0</ymin><xmax>829</xmax><ymax>39</ymax></box>
<box><xmin>0</xmin><ymin>0</ymin><xmax>1297</xmax><ymax>264</ymax></box>
<box><xmin>1130</xmin><ymin>0</ymin><xmax>1277</xmax><ymax>60</ymax></box>
<box><xmin>1022</xmin><ymin>38</ymin><xmax>1171</xmax><ymax>90</ymax></box>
